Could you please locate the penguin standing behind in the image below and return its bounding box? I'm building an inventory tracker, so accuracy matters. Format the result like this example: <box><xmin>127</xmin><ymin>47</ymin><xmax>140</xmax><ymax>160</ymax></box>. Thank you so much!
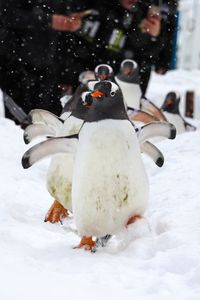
<box><xmin>94</xmin><ymin>63</ymin><xmax>161</xmax><ymax>124</ymax></box>
<box><xmin>22</xmin><ymin>81</ymin><xmax>176</xmax><ymax>251</ymax></box>
<box><xmin>94</xmin><ymin>64</ymin><xmax>115</xmax><ymax>82</ymax></box>
<box><xmin>46</xmin><ymin>86</ymin><xmax>94</xmax><ymax>223</ymax></box>
<box><xmin>115</xmin><ymin>59</ymin><xmax>142</xmax><ymax>109</ymax></box>
<box><xmin>113</xmin><ymin>59</ymin><xmax>167</xmax><ymax>122</ymax></box>
<box><xmin>161</xmin><ymin>91</ymin><xmax>196</xmax><ymax>134</ymax></box>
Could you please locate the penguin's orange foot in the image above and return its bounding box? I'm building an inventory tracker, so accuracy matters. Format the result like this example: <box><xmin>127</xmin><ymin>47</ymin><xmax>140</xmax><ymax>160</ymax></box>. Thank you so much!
<box><xmin>73</xmin><ymin>236</ymin><xmax>96</xmax><ymax>251</ymax></box>
<box><xmin>44</xmin><ymin>200</ymin><xmax>69</xmax><ymax>224</ymax></box>
<box><xmin>126</xmin><ymin>214</ymin><xmax>142</xmax><ymax>227</ymax></box>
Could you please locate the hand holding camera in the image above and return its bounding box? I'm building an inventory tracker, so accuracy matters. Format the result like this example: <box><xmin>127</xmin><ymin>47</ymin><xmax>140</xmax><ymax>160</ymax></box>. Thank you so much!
<box><xmin>140</xmin><ymin>5</ymin><xmax>161</xmax><ymax>37</ymax></box>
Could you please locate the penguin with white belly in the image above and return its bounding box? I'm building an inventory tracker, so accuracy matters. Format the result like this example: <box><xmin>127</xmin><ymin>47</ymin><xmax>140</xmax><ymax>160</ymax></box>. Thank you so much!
<box><xmin>23</xmin><ymin>82</ymin><xmax>164</xmax><ymax>224</ymax></box>
<box><xmin>161</xmin><ymin>91</ymin><xmax>196</xmax><ymax>134</ymax></box>
<box><xmin>45</xmin><ymin>88</ymin><xmax>94</xmax><ymax>223</ymax></box>
<box><xmin>71</xmin><ymin>81</ymin><xmax>176</xmax><ymax>249</ymax></box>
<box><xmin>22</xmin><ymin>81</ymin><xmax>176</xmax><ymax>251</ymax></box>
<box><xmin>115</xmin><ymin>59</ymin><xmax>142</xmax><ymax>109</ymax></box>
<box><xmin>23</xmin><ymin>81</ymin><xmax>149</xmax><ymax>249</ymax></box>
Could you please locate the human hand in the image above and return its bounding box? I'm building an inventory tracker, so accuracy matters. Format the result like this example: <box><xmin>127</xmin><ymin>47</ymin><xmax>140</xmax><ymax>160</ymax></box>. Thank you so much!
<box><xmin>140</xmin><ymin>15</ymin><xmax>161</xmax><ymax>37</ymax></box>
<box><xmin>51</xmin><ymin>14</ymin><xmax>82</xmax><ymax>32</ymax></box>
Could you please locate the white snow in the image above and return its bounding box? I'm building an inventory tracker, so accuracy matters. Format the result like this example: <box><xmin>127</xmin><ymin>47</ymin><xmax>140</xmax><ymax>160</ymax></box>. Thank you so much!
<box><xmin>1</xmin><ymin>70</ymin><xmax>200</xmax><ymax>300</ymax></box>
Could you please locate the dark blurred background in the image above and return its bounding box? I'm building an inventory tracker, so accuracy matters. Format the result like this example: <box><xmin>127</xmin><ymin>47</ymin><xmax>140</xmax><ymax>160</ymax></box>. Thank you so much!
<box><xmin>0</xmin><ymin>0</ymin><xmax>179</xmax><ymax>126</ymax></box>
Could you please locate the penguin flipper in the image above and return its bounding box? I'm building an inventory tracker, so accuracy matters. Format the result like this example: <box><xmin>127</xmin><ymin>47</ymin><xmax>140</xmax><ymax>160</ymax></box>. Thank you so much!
<box><xmin>22</xmin><ymin>135</ymin><xmax>78</xmax><ymax>169</ymax></box>
<box><xmin>140</xmin><ymin>141</ymin><xmax>164</xmax><ymax>167</ymax></box>
<box><xmin>185</xmin><ymin>122</ymin><xmax>197</xmax><ymax>132</ymax></box>
<box><xmin>127</xmin><ymin>108</ymin><xmax>159</xmax><ymax>124</ymax></box>
<box><xmin>23</xmin><ymin>124</ymin><xmax>57</xmax><ymax>144</ymax></box>
<box><xmin>136</xmin><ymin>121</ymin><xmax>176</xmax><ymax>143</ymax></box>
<box><xmin>140</xmin><ymin>97</ymin><xmax>167</xmax><ymax>121</ymax></box>
<box><xmin>182</xmin><ymin>118</ymin><xmax>197</xmax><ymax>132</ymax></box>
<box><xmin>29</xmin><ymin>109</ymin><xmax>64</xmax><ymax>127</ymax></box>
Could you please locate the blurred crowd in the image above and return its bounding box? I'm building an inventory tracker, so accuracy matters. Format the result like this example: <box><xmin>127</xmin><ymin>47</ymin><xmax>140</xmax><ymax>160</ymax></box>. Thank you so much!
<box><xmin>0</xmin><ymin>0</ymin><xmax>178</xmax><ymax>126</ymax></box>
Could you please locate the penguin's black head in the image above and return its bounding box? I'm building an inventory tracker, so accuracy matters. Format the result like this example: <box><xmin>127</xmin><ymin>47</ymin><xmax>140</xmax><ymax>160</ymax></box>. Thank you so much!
<box><xmin>94</xmin><ymin>64</ymin><xmax>114</xmax><ymax>81</ymax></box>
<box><xmin>161</xmin><ymin>91</ymin><xmax>181</xmax><ymax>114</ymax></box>
<box><xmin>62</xmin><ymin>83</ymin><xmax>94</xmax><ymax>119</ymax></box>
<box><xmin>85</xmin><ymin>80</ymin><xmax>128</xmax><ymax>122</ymax></box>
<box><xmin>117</xmin><ymin>59</ymin><xmax>140</xmax><ymax>84</ymax></box>
<box><xmin>88</xmin><ymin>80</ymin><xmax>119</xmax><ymax>99</ymax></box>
<box><xmin>120</xmin><ymin>59</ymin><xmax>138</xmax><ymax>76</ymax></box>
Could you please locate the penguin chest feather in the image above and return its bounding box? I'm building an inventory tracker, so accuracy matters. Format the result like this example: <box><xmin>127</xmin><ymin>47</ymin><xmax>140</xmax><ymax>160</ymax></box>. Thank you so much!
<box><xmin>72</xmin><ymin>120</ymin><xmax>149</xmax><ymax>237</ymax></box>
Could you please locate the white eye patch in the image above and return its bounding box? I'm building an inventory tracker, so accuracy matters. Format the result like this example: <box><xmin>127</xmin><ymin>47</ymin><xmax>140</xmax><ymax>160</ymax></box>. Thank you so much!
<box><xmin>81</xmin><ymin>92</ymin><xmax>91</xmax><ymax>104</ymax></box>
<box><xmin>121</xmin><ymin>59</ymin><xmax>138</xmax><ymax>70</ymax></box>
<box><xmin>87</xmin><ymin>80</ymin><xmax>99</xmax><ymax>91</ymax></box>
<box><xmin>110</xmin><ymin>82</ymin><xmax>119</xmax><ymax>94</ymax></box>
<box><xmin>94</xmin><ymin>64</ymin><xmax>113</xmax><ymax>75</ymax></box>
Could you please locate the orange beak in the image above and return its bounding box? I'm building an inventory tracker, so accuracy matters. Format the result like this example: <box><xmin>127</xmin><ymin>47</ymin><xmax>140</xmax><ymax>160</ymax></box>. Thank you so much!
<box><xmin>91</xmin><ymin>90</ymin><xmax>104</xmax><ymax>98</ymax></box>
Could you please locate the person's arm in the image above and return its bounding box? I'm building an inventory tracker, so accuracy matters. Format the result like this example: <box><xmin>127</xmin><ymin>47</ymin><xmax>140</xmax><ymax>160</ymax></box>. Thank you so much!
<box><xmin>51</xmin><ymin>14</ymin><xmax>82</xmax><ymax>32</ymax></box>
<box><xmin>1</xmin><ymin>0</ymin><xmax>82</xmax><ymax>32</ymax></box>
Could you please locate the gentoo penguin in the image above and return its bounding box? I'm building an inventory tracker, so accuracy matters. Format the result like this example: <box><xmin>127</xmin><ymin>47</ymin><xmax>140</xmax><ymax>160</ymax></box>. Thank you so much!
<box><xmin>22</xmin><ymin>81</ymin><xmax>149</xmax><ymax>249</ymax></box>
<box><xmin>23</xmin><ymin>84</ymin><xmax>89</xmax><ymax>144</ymax></box>
<box><xmin>45</xmin><ymin>87</ymin><xmax>94</xmax><ymax>223</ymax></box>
<box><xmin>115</xmin><ymin>59</ymin><xmax>142</xmax><ymax>109</ymax></box>
<box><xmin>26</xmin><ymin>86</ymin><xmax>93</xmax><ymax>223</ymax></box>
<box><xmin>94</xmin><ymin>62</ymin><xmax>166</xmax><ymax>124</ymax></box>
<box><xmin>23</xmin><ymin>71</ymin><xmax>96</xmax><ymax>144</ymax></box>
<box><xmin>94</xmin><ymin>64</ymin><xmax>115</xmax><ymax>82</ymax></box>
<box><xmin>115</xmin><ymin>58</ymin><xmax>164</xmax><ymax>122</ymax></box>
<box><xmin>59</xmin><ymin>69</ymin><xmax>94</xmax><ymax>109</ymax></box>
<box><xmin>22</xmin><ymin>81</ymin><xmax>176</xmax><ymax>250</ymax></box>
<box><xmin>94</xmin><ymin>64</ymin><xmax>160</xmax><ymax>124</ymax></box>
<box><xmin>161</xmin><ymin>91</ymin><xmax>196</xmax><ymax>134</ymax></box>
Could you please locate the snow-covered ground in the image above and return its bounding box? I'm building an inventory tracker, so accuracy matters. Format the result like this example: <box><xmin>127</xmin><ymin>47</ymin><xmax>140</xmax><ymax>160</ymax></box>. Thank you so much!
<box><xmin>1</xmin><ymin>70</ymin><xmax>200</xmax><ymax>300</ymax></box>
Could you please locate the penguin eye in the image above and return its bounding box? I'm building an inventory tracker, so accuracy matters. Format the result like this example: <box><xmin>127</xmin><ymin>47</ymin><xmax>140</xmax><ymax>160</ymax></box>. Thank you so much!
<box><xmin>81</xmin><ymin>92</ymin><xmax>93</xmax><ymax>108</ymax></box>
<box><xmin>110</xmin><ymin>91</ymin><xmax>116</xmax><ymax>97</ymax></box>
